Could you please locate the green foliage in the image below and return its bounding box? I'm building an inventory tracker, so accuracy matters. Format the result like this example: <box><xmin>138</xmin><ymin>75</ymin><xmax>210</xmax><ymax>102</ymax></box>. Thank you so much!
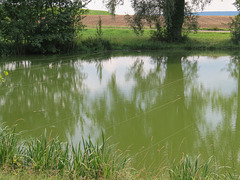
<box><xmin>230</xmin><ymin>15</ymin><xmax>240</xmax><ymax>44</ymax></box>
<box><xmin>24</xmin><ymin>135</ymin><xmax>69</xmax><ymax>174</ymax></box>
<box><xmin>0</xmin><ymin>42</ymin><xmax>15</xmax><ymax>56</ymax></box>
<box><xmin>80</xmin><ymin>37</ymin><xmax>112</xmax><ymax>52</ymax></box>
<box><xmin>96</xmin><ymin>16</ymin><xmax>103</xmax><ymax>38</ymax></box>
<box><xmin>168</xmin><ymin>155</ymin><xmax>212</xmax><ymax>180</ymax></box>
<box><xmin>0</xmin><ymin>71</ymin><xmax>8</xmax><ymax>83</ymax></box>
<box><xmin>150</xmin><ymin>23</ymin><xmax>168</xmax><ymax>41</ymax></box>
<box><xmin>124</xmin><ymin>0</ymin><xmax>199</xmax><ymax>42</ymax></box>
<box><xmin>106</xmin><ymin>0</ymin><xmax>212</xmax><ymax>41</ymax></box>
<box><xmin>0</xmin><ymin>125</ymin><xmax>18</xmax><ymax>167</ymax></box>
<box><xmin>2</xmin><ymin>125</ymin><xmax>240</xmax><ymax>178</ymax></box>
<box><xmin>230</xmin><ymin>0</ymin><xmax>240</xmax><ymax>45</ymax></box>
<box><xmin>0</xmin><ymin>124</ymin><xmax>130</xmax><ymax>179</ymax></box>
<box><xmin>234</xmin><ymin>0</ymin><xmax>240</xmax><ymax>11</ymax></box>
<box><xmin>0</xmin><ymin>0</ymin><xmax>88</xmax><ymax>54</ymax></box>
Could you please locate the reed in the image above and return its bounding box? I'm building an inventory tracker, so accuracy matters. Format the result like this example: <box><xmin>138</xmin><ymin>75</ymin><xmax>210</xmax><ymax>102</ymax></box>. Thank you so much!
<box><xmin>24</xmin><ymin>133</ymin><xmax>70</xmax><ymax>175</ymax></box>
<box><xmin>168</xmin><ymin>155</ymin><xmax>212</xmax><ymax>179</ymax></box>
<box><xmin>0</xmin><ymin>125</ymin><xmax>18</xmax><ymax>167</ymax></box>
<box><xmin>0</xmin><ymin>125</ymin><xmax>131</xmax><ymax>179</ymax></box>
<box><xmin>1</xmin><ymin>124</ymin><xmax>240</xmax><ymax>179</ymax></box>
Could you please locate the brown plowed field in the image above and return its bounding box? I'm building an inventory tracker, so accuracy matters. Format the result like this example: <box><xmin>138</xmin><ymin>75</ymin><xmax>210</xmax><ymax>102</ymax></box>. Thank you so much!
<box><xmin>82</xmin><ymin>15</ymin><xmax>233</xmax><ymax>29</ymax></box>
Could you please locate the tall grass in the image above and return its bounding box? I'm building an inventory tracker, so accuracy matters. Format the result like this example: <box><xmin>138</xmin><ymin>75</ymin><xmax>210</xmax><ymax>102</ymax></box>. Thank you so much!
<box><xmin>1</xmin><ymin>124</ymin><xmax>240</xmax><ymax>179</ymax></box>
<box><xmin>0</xmin><ymin>125</ymin><xmax>18</xmax><ymax>167</ymax></box>
<box><xmin>168</xmin><ymin>155</ymin><xmax>212</xmax><ymax>179</ymax></box>
<box><xmin>0</xmin><ymin>125</ymin><xmax>131</xmax><ymax>179</ymax></box>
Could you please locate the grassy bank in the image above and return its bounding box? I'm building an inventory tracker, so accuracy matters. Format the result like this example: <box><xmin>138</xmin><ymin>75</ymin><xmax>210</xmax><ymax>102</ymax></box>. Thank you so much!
<box><xmin>76</xmin><ymin>28</ymin><xmax>238</xmax><ymax>53</ymax></box>
<box><xmin>0</xmin><ymin>28</ymin><xmax>238</xmax><ymax>56</ymax></box>
<box><xmin>0</xmin><ymin>29</ymin><xmax>238</xmax><ymax>56</ymax></box>
<box><xmin>0</xmin><ymin>124</ymin><xmax>239</xmax><ymax>179</ymax></box>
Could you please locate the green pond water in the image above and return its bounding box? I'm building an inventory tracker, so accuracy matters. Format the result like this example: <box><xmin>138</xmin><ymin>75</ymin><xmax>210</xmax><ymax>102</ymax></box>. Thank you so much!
<box><xmin>1</xmin><ymin>51</ymin><xmax>240</xmax><ymax>169</ymax></box>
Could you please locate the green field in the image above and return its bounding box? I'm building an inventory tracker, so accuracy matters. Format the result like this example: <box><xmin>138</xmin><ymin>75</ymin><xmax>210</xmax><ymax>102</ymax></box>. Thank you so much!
<box><xmin>85</xmin><ymin>9</ymin><xmax>112</xmax><ymax>15</ymax></box>
<box><xmin>77</xmin><ymin>28</ymin><xmax>237</xmax><ymax>52</ymax></box>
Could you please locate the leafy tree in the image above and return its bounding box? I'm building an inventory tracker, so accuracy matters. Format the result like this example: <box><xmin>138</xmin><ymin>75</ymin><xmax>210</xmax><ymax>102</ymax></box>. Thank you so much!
<box><xmin>105</xmin><ymin>0</ymin><xmax>212</xmax><ymax>41</ymax></box>
<box><xmin>230</xmin><ymin>0</ymin><xmax>240</xmax><ymax>44</ymax></box>
<box><xmin>0</xmin><ymin>0</ymin><xmax>89</xmax><ymax>54</ymax></box>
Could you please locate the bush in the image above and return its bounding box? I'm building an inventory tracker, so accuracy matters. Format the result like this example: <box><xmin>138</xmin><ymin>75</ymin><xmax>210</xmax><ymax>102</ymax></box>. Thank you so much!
<box><xmin>229</xmin><ymin>1</ymin><xmax>240</xmax><ymax>44</ymax></box>
<box><xmin>0</xmin><ymin>0</ymin><xmax>88</xmax><ymax>54</ymax></box>
<box><xmin>230</xmin><ymin>15</ymin><xmax>240</xmax><ymax>44</ymax></box>
<box><xmin>80</xmin><ymin>38</ymin><xmax>112</xmax><ymax>52</ymax></box>
<box><xmin>0</xmin><ymin>42</ymin><xmax>15</xmax><ymax>56</ymax></box>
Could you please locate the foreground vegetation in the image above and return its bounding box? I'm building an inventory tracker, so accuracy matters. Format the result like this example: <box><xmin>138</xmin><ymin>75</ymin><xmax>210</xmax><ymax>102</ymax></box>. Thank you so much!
<box><xmin>0</xmin><ymin>125</ymin><xmax>131</xmax><ymax>179</ymax></box>
<box><xmin>0</xmin><ymin>124</ymin><xmax>240</xmax><ymax>179</ymax></box>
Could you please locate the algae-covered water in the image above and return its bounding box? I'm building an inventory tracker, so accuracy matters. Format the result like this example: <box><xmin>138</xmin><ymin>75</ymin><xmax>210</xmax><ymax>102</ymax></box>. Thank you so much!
<box><xmin>1</xmin><ymin>51</ymin><xmax>240</xmax><ymax>168</ymax></box>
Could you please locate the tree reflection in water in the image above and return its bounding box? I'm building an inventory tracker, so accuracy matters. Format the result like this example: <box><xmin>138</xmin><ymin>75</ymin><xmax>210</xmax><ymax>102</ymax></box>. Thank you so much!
<box><xmin>1</xmin><ymin>52</ymin><xmax>240</xmax><ymax>170</ymax></box>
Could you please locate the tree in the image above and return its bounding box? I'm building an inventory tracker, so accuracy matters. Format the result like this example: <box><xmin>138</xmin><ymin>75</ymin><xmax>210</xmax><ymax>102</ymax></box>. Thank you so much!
<box><xmin>0</xmin><ymin>0</ymin><xmax>89</xmax><ymax>54</ymax></box>
<box><xmin>230</xmin><ymin>0</ymin><xmax>240</xmax><ymax>44</ymax></box>
<box><xmin>105</xmin><ymin>0</ymin><xmax>212</xmax><ymax>41</ymax></box>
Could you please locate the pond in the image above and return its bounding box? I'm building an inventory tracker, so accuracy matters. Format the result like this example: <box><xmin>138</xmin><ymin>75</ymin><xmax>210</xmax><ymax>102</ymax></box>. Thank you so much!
<box><xmin>1</xmin><ymin>51</ymin><xmax>240</xmax><ymax>169</ymax></box>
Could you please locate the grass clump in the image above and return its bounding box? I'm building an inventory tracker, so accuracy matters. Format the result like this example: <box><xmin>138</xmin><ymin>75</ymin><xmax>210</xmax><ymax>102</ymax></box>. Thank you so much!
<box><xmin>169</xmin><ymin>155</ymin><xmax>212</xmax><ymax>180</ymax></box>
<box><xmin>0</xmin><ymin>126</ymin><xmax>18</xmax><ymax>167</ymax></box>
<box><xmin>0</xmin><ymin>125</ymin><xmax>131</xmax><ymax>179</ymax></box>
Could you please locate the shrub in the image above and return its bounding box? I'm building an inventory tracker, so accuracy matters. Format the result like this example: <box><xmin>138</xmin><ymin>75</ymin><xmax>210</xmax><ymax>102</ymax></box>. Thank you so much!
<box><xmin>0</xmin><ymin>0</ymin><xmax>88</xmax><ymax>54</ymax></box>
<box><xmin>230</xmin><ymin>15</ymin><xmax>240</xmax><ymax>44</ymax></box>
<box><xmin>80</xmin><ymin>38</ymin><xmax>112</xmax><ymax>52</ymax></box>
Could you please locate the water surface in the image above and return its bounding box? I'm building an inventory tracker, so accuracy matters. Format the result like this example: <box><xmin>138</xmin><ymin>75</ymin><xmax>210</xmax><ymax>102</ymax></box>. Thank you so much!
<box><xmin>1</xmin><ymin>51</ymin><xmax>240</xmax><ymax>168</ymax></box>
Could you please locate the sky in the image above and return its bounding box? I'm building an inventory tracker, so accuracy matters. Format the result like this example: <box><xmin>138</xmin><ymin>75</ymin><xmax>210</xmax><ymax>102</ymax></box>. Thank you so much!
<box><xmin>87</xmin><ymin>0</ymin><xmax>237</xmax><ymax>15</ymax></box>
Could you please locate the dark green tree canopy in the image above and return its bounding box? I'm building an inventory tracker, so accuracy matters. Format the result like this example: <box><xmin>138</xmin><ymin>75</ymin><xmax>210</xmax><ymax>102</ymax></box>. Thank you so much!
<box><xmin>105</xmin><ymin>0</ymin><xmax>212</xmax><ymax>41</ymax></box>
<box><xmin>0</xmin><ymin>0</ymin><xmax>89</xmax><ymax>54</ymax></box>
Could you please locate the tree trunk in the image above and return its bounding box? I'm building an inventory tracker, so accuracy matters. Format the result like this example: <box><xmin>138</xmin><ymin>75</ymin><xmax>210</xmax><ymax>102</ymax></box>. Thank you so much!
<box><xmin>167</xmin><ymin>0</ymin><xmax>185</xmax><ymax>41</ymax></box>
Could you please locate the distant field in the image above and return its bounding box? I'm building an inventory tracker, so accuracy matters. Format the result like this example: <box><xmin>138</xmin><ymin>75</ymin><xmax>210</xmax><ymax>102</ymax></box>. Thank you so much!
<box><xmin>86</xmin><ymin>10</ymin><xmax>112</xmax><ymax>15</ymax></box>
<box><xmin>82</xmin><ymin>15</ymin><xmax>233</xmax><ymax>29</ymax></box>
